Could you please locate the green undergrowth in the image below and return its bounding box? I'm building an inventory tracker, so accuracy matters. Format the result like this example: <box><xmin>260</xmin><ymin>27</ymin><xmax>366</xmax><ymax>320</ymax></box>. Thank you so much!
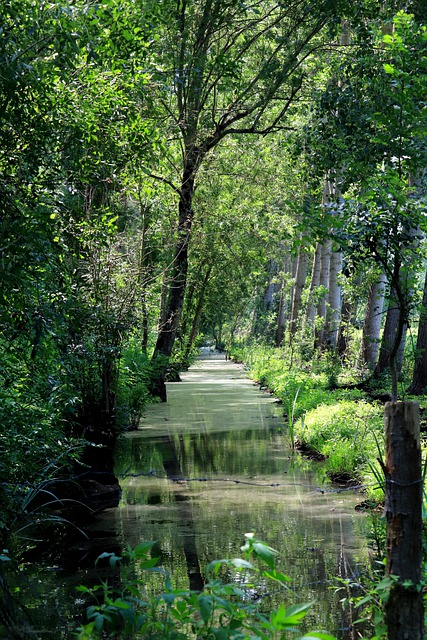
<box><xmin>238</xmin><ymin>345</ymin><xmax>364</xmax><ymax>418</ymax></box>
<box><xmin>231</xmin><ymin>344</ymin><xmax>384</xmax><ymax>501</ymax></box>
<box><xmin>297</xmin><ymin>401</ymin><xmax>384</xmax><ymax>501</ymax></box>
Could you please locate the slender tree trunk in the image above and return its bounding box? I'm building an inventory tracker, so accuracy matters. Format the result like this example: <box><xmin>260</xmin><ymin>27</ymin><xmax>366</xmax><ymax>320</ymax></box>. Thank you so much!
<box><xmin>158</xmin><ymin>270</ymin><xmax>169</xmax><ymax>333</ymax></box>
<box><xmin>141</xmin><ymin>293</ymin><xmax>149</xmax><ymax>354</ymax></box>
<box><xmin>151</xmin><ymin>155</ymin><xmax>198</xmax><ymax>400</ymax></box>
<box><xmin>306</xmin><ymin>242</ymin><xmax>322</xmax><ymax>328</ymax></box>
<box><xmin>262</xmin><ymin>260</ymin><xmax>278</xmax><ymax>311</ymax></box>
<box><xmin>289</xmin><ymin>245</ymin><xmax>308</xmax><ymax>342</ymax></box>
<box><xmin>361</xmin><ymin>273</ymin><xmax>387</xmax><ymax>369</ymax></box>
<box><xmin>408</xmin><ymin>267</ymin><xmax>427</xmax><ymax>394</ymax></box>
<box><xmin>326</xmin><ymin>248</ymin><xmax>342</xmax><ymax>348</ymax></box>
<box><xmin>253</xmin><ymin>259</ymin><xmax>279</xmax><ymax>338</ymax></box>
<box><xmin>325</xmin><ymin>26</ymin><xmax>348</xmax><ymax>350</ymax></box>
<box><xmin>178</xmin><ymin>274</ymin><xmax>198</xmax><ymax>348</ymax></box>
<box><xmin>275</xmin><ymin>285</ymin><xmax>286</xmax><ymax>347</ymax></box>
<box><xmin>275</xmin><ymin>254</ymin><xmax>291</xmax><ymax>347</ymax></box>
<box><xmin>375</xmin><ymin>221</ymin><xmax>420</xmax><ymax>398</ymax></box>
<box><xmin>375</xmin><ymin>284</ymin><xmax>407</xmax><ymax>388</ymax></box>
<box><xmin>288</xmin><ymin>252</ymin><xmax>299</xmax><ymax>327</ymax></box>
<box><xmin>337</xmin><ymin>295</ymin><xmax>353</xmax><ymax>358</ymax></box>
<box><xmin>315</xmin><ymin>238</ymin><xmax>332</xmax><ymax>348</ymax></box>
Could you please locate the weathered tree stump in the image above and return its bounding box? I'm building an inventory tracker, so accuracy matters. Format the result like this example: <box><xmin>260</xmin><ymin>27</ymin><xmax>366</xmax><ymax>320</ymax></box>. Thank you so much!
<box><xmin>384</xmin><ymin>401</ymin><xmax>424</xmax><ymax>640</ymax></box>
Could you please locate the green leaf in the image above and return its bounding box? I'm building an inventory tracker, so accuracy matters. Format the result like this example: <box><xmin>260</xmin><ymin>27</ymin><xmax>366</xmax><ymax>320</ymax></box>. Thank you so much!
<box><xmin>198</xmin><ymin>595</ymin><xmax>213</xmax><ymax>623</ymax></box>
<box><xmin>252</xmin><ymin>541</ymin><xmax>277</xmax><ymax>569</ymax></box>
<box><xmin>176</xmin><ymin>599</ymin><xmax>188</xmax><ymax>614</ymax></box>
<box><xmin>270</xmin><ymin>602</ymin><xmax>313</xmax><ymax>628</ymax></box>
<box><xmin>132</xmin><ymin>541</ymin><xmax>156</xmax><ymax>558</ymax></box>
<box><xmin>95</xmin><ymin>552</ymin><xmax>122</xmax><ymax>568</ymax></box>
<box><xmin>111</xmin><ymin>599</ymin><xmax>132</xmax><ymax>610</ymax></box>
<box><xmin>263</xmin><ymin>568</ymin><xmax>291</xmax><ymax>585</ymax></box>
<box><xmin>229</xmin><ymin>558</ymin><xmax>255</xmax><ymax>570</ymax></box>
<box><xmin>383</xmin><ymin>63</ymin><xmax>395</xmax><ymax>74</ymax></box>
<box><xmin>139</xmin><ymin>557</ymin><xmax>160</xmax><ymax>569</ymax></box>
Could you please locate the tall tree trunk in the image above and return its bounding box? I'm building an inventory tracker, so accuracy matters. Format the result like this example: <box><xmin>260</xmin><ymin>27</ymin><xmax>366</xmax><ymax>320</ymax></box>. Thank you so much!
<box><xmin>325</xmin><ymin>248</ymin><xmax>342</xmax><ymax>348</ymax></box>
<box><xmin>337</xmin><ymin>295</ymin><xmax>353</xmax><ymax>358</ymax></box>
<box><xmin>315</xmin><ymin>238</ymin><xmax>332</xmax><ymax>348</ymax></box>
<box><xmin>253</xmin><ymin>259</ymin><xmax>279</xmax><ymax>339</ymax></box>
<box><xmin>262</xmin><ymin>260</ymin><xmax>278</xmax><ymax>311</ymax></box>
<box><xmin>408</xmin><ymin>267</ymin><xmax>427</xmax><ymax>395</ymax></box>
<box><xmin>275</xmin><ymin>254</ymin><xmax>291</xmax><ymax>347</ymax></box>
<box><xmin>158</xmin><ymin>270</ymin><xmax>169</xmax><ymax>333</ymax></box>
<box><xmin>375</xmin><ymin>283</ymin><xmax>407</xmax><ymax>397</ymax></box>
<box><xmin>151</xmin><ymin>156</ymin><xmax>198</xmax><ymax>400</ymax></box>
<box><xmin>275</xmin><ymin>285</ymin><xmax>286</xmax><ymax>347</ymax></box>
<box><xmin>178</xmin><ymin>274</ymin><xmax>198</xmax><ymax>349</ymax></box>
<box><xmin>306</xmin><ymin>242</ymin><xmax>322</xmax><ymax>328</ymax></box>
<box><xmin>141</xmin><ymin>292</ymin><xmax>149</xmax><ymax>354</ymax></box>
<box><xmin>289</xmin><ymin>245</ymin><xmax>308</xmax><ymax>343</ymax></box>
<box><xmin>361</xmin><ymin>273</ymin><xmax>387</xmax><ymax>370</ymax></box>
<box><xmin>287</xmin><ymin>252</ymin><xmax>299</xmax><ymax>328</ymax></box>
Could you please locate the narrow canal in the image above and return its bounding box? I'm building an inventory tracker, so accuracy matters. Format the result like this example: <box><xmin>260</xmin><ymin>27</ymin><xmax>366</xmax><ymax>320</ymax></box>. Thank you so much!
<box><xmin>1</xmin><ymin>351</ymin><xmax>371</xmax><ymax>639</ymax></box>
<box><xmin>87</xmin><ymin>351</ymin><xmax>371</xmax><ymax>637</ymax></box>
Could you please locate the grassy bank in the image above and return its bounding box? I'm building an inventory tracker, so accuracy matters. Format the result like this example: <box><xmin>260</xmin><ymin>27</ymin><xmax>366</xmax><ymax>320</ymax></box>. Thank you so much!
<box><xmin>231</xmin><ymin>344</ymin><xmax>385</xmax><ymax>502</ymax></box>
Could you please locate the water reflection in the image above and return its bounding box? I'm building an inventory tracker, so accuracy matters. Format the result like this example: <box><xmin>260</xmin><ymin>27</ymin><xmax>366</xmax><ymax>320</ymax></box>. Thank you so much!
<box><xmin>0</xmin><ymin>354</ymin><xmax>369</xmax><ymax>639</ymax></box>
<box><xmin>90</xmin><ymin>353</ymin><xmax>370</xmax><ymax>638</ymax></box>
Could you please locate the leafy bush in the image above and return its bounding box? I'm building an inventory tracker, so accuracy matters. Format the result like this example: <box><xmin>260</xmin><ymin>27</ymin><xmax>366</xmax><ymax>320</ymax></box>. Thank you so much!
<box><xmin>295</xmin><ymin>400</ymin><xmax>384</xmax><ymax>497</ymax></box>
<box><xmin>237</xmin><ymin>344</ymin><xmax>363</xmax><ymax>419</ymax></box>
<box><xmin>116</xmin><ymin>337</ymin><xmax>152</xmax><ymax>430</ymax></box>
<box><xmin>0</xmin><ymin>347</ymin><xmax>82</xmax><ymax>537</ymax></box>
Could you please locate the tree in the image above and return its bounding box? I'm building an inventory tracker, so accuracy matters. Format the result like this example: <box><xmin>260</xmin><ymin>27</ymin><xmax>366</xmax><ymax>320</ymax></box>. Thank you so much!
<box><xmin>0</xmin><ymin>0</ymin><xmax>164</xmax><ymax>516</ymax></box>
<box><xmin>177</xmin><ymin>134</ymin><xmax>291</xmax><ymax>353</ymax></box>
<box><xmin>146</xmin><ymin>0</ymin><xmax>355</xmax><ymax>399</ymax></box>
<box><xmin>289</xmin><ymin>241</ymin><xmax>309</xmax><ymax>342</ymax></box>
<box><xmin>360</xmin><ymin>273</ymin><xmax>387</xmax><ymax>369</ymax></box>
<box><xmin>298</xmin><ymin>11</ymin><xmax>427</xmax><ymax>396</ymax></box>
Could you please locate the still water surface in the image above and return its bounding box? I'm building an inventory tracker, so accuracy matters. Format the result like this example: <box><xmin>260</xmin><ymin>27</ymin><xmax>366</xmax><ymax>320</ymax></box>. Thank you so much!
<box><xmin>1</xmin><ymin>352</ymin><xmax>371</xmax><ymax>639</ymax></box>
<box><xmin>89</xmin><ymin>352</ymin><xmax>370</xmax><ymax>637</ymax></box>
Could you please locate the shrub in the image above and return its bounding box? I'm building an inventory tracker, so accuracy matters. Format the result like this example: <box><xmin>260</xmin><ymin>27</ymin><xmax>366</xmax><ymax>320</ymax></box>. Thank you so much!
<box><xmin>0</xmin><ymin>347</ymin><xmax>81</xmax><ymax>538</ymax></box>
<box><xmin>295</xmin><ymin>400</ymin><xmax>384</xmax><ymax>498</ymax></box>
<box><xmin>116</xmin><ymin>338</ymin><xmax>152</xmax><ymax>430</ymax></box>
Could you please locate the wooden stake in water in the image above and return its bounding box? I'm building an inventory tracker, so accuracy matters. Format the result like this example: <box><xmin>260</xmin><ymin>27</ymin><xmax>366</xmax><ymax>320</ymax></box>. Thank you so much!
<box><xmin>384</xmin><ymin>401</ymin><xmax>424</xmax><ymax>640</ymax></box>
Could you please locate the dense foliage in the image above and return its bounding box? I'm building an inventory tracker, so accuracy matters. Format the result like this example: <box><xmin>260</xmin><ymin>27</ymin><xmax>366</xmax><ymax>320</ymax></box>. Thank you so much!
<box><xmin>1</xmin><ymin>0</ymin><xmax>426</xmax><ymax>637</ymax></box>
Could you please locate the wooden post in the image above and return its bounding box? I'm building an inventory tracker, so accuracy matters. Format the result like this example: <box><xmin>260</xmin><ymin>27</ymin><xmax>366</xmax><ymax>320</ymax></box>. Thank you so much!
<box><xmin>384</xmin><ymin>401</ymin><xmax>424</xmax><ymax>640</ymax></box>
